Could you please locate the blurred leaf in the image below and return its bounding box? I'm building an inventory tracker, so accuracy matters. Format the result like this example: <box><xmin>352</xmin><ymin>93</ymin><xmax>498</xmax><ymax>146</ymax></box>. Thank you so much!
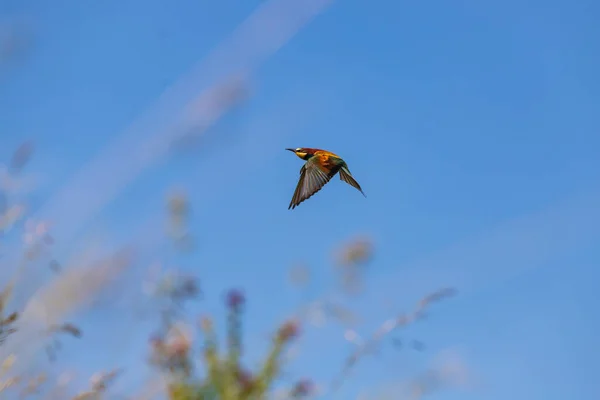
<box><xmin>2</xmin><ymin>312</ymin><xmax>18</xmax><ymax>325</ymax></box>
<box><xmin>56</xmin><ymin>323</ymin><xmax>82</xmax><ymax>338</ymax></box>
<box><xmin>336</xmin><ymin>237</ymin><xmax>373</xmax><ymax>267</ymax></box>
<box><xmin>9</xmin><ymin>141</ymin><xmax>34</xmax><ymax>174</ymax></box>
<box><xmin>0</xmin><ymin>283</ymin><xmax>14</xmax><ymax>319</ymax></box>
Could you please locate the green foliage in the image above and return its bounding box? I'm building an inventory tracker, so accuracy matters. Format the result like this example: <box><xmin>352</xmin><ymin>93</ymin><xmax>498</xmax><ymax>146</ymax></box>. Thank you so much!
<box><xmin>151</xmin><ymin>288</ymin><xmax>308</xmax><ymax>400</ymax></box>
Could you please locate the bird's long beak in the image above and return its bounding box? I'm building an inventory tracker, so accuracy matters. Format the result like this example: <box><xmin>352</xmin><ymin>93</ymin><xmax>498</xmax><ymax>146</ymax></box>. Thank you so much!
<box><xmin>285</xmin><ymin>148</ymin><xmax>295</xmax><ymax>152</ymax></box>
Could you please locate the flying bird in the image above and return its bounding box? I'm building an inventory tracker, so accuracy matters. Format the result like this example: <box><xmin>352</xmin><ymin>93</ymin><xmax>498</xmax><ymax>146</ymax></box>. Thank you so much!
<box><xmin>286</xmin><ymin>147</ymin><xmax>366</xmax><ymax>210</ymax></box>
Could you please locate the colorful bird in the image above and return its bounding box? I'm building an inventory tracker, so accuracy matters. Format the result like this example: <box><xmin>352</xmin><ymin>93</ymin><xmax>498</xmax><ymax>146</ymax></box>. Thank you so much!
<box><xmin>286</xmin><ymin>147</ymin><xmax>366</xmax><ymax>210</ymax></box>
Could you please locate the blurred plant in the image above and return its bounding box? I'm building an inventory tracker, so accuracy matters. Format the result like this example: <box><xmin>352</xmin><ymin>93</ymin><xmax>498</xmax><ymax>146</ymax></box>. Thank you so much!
<box><xmin>166</xmin><ymin>190</ymin><xmax>195</xmax><ymax>253</ymax></box>
<box><xmin>336</xmin><ymin>237</ymin><xmax>373</xmax><ymax>267</ymax></box>
<box><xmin>148</xmin><ymin>287</ymin><xmax>313</xmax><ymax>400</ymax></box>
<box><xmin>331</xmin><ymin>287</ymin><xmax>457</xmax><ymax>393</ymax></box>
<box><xmin>144</xmin><ymin>265</ymin><xmax>201</xmax><ymax>329</ymax></box>
<box><xmin>0</xmin><ymin>101</ymin><xmax>464</xmax><ymax>400</ymax></box>
<box><xmin>0</xmin><ymin>141</ymin><xmax>36</xmax><ymax>236</ymax></box>
<box><xmin>0</xmin><ymin>283</ymin><xmax>18</xmax><ymax>346</ymax></box>
<box><xmin>45</xmin><ymin>323</ymin><xmax>82</xmax><ymax>362</ymax></box>
<box><xmin>71</xmin><ymin>369</ymin><xmax>122</xmax><ymax>400</ymax></box>
<box><xmin>296</xmin><ymin>298</ymin><xmax>359</xmax><ymax>329</ymax></box>
<box><xmin>334</xmin><ymin>237</ymin><xmax>374</xmax><ymax>295</ymax></box>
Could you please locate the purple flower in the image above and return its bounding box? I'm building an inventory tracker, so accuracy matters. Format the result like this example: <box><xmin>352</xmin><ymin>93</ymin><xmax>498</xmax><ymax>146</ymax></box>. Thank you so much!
<box><xmin>226</xmin><ymin>289</ymin><xmax>246</xmax><ymax>310</ymax></box>
<box><xmin>278</xmin><ymin>320</ymin><xmax>300</xmax><ymax>341</ymax></box>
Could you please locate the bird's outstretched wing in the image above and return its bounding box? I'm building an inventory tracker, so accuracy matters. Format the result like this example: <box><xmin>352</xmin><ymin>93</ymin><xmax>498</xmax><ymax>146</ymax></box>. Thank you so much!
<box><xmin>339</xmin><ymin>166</ymin><xmax>366</xmax><ymax>197</ymax></box>
<box><xmin>288</xmin><ymin>158</ymin><xmax>334</xmax><ymax>210</ymax></box>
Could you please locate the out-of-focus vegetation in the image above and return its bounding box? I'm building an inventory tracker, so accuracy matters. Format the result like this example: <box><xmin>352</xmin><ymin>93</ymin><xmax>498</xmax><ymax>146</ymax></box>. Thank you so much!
<box><xmin>0</xmin><ymin>74</ymin><xmax>463</xmax><ymax>400</ymax></box>
<box><xmin>1</xmin><ymin>7</ymin><xmax>465</xmax><ymax>398</ymax></box>
<box><xmin>0</xmin><ymin>169</ymin><xmax>460</xmax><ymax>398</ymax></box>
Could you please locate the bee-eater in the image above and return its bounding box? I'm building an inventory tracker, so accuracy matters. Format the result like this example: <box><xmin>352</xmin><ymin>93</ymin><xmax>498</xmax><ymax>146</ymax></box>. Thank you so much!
<box><xmin>286</xmin><ymin>147</ymin><xmax>366</xmax><ymax>210</ymax></box>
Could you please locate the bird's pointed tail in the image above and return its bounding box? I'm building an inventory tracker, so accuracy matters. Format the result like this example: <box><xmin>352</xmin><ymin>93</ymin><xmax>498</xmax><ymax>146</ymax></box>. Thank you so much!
<box><xmin>339</xmin><ymin>166</ymin><xmax>366</xmax><ymax>197</ymax></box>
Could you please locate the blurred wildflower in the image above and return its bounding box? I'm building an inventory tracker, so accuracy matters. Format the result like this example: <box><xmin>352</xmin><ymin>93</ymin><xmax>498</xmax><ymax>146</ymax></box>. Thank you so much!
<box><xmin>236</xmin><ymin>367</ymin><xmax>255</xmax><ymax>395</ymax></box>
<box><xmin>290</xmin><ymin>379</ymin><xmax>314</xmax><ymax>398</ymax></box>
<box><xmin>71</xmin><ymin>369</ymin><xmax>122</xmax><ymax>400</ymax></box>
<box><xmin>277</xmin><ymin>320</ymin><xmax>300</xmax><ymax>342</ymax></box>
<box><xmin>89</xmin><ymin>369</ymin><xmax>122</xmax><ymax>392</ymax></box>
<box><xmin>199</xmin><ymin>315</ymin><xmax>213</xmax><ymax>332</ymax></box>
<box><xmin>167</xmin><ymin>191</ymin><xmax>189</xmax><ymax>221</ymax></box>
<box><xmin>149</xmin><ymin>323</ymin><xmax>194</xmax><ymax>378</ymax></box>
<box><xmin>334</xmin><ymin>237</ymin><xmax>373</xmax><ymax>295</ymax></box>
<box><xmin>418</xmin><ymin>288</ymin><xmax>457</xmax><ymax>310</ymax></box>
<box><xmin>224</xmin><ymin>289</ymin><xmax>245</xmax><ymax>392</ymax></box>
<box><xmin>251</xmin><ymin>319</ymin><xmax>302</xmax><ymax>397</ymax></box>
<box><xmin>166</xmin><ymin>191</ymin><xmax>195</xmax><ymax>252</ymax></box>
<box><xmin>336</xmin><ymin>237</ymin><xmax>373</xmax><ymax>267</ymax></box>
<box><xmin>147</xmin><ymin>267</ymin><xmax>201</xmax><ymax>321</ymax></box>
<box><xmin>225</xmin><ymin>289</ymin><xmax>245</xmax><ymax>311</ymax></box>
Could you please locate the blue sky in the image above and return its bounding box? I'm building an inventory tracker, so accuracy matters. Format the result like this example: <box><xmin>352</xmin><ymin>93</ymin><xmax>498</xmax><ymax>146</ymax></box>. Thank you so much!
<box><xmin>1</xmin><ymin>0</ymin><xmax>599</xmax><ymax>398</ymax></box>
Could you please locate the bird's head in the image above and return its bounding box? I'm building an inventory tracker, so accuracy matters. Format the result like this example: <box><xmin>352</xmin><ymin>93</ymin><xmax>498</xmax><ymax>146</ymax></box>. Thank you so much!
<box><xmin>286</xmin><ymin>147</ymin><xmax>315</xmax><ymax>160</ymax></box>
